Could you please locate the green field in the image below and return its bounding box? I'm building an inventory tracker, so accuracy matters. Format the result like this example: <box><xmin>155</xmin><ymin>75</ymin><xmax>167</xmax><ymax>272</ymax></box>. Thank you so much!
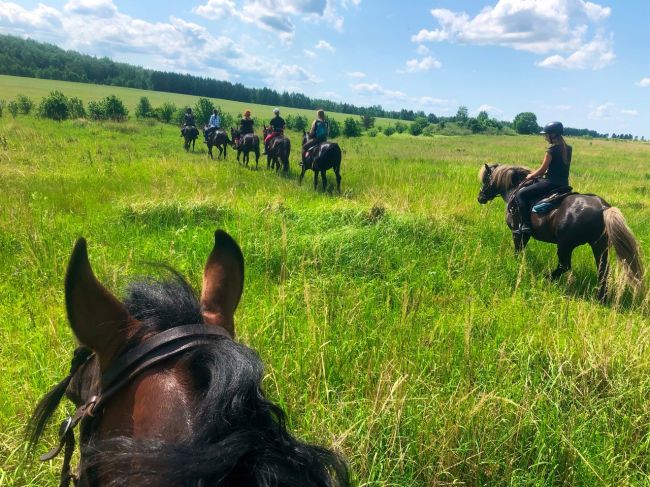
<box><xmin>0</xmin><ymin>75</ymin><xmax>400</xmax><ymax>127</ymax></box>
<box><xmin>1</xmin><ymin>92</ymin><xmax>650</xmax><ymax>485</ymax></box>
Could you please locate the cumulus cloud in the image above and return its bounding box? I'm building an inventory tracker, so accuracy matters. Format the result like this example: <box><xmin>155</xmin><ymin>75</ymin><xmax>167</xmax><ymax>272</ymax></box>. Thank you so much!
<box><xmin>402</xmin><ymin>55</ymin><xmax>442</xmax><ymax>73</ymax></box>
<box><xmin>476</xmin><ymin>104</ymin><xmax>503</xmax><ymax>117</ymax></box>
<box><xmin>351</xmin><ymin>82</ymin><xmax>453</xmax><ymax>111</ymax></box>
<box><xmin>589</xmin><ymin>102</ymin><xmax>638</xmax><ymax>119</ymax></box>
<box><xmin>193</xmin><ymin>0</ymin><xmax>347</xmax><ymax>40</ymax></box>
<box><xmin>412</xmin><ymin>0</ymin><xmax>614</xmax><ymax>70</ymax></box>
<box><xmin>347</xmin><ymin>71</ymin><xmax>366</xmax><ymax>78</ymax></box>
<box><xmin>0</xmin><ymin>1</ymin><xmax>320</xmax><ymax>89</ymax></box>
<box><xmin>351</xmin><ymin>83</ymin><xmax>408</xmax><ymax>100</ymax></box>
<box><xmin>315</xmin><ymin>39</ymin><xmax>335</xmax><ymax>52</ymax></box>
<box><xmin>636</xmin><ymin>78</ymin><xmax>650</xmax><ymax>87</ymax></box>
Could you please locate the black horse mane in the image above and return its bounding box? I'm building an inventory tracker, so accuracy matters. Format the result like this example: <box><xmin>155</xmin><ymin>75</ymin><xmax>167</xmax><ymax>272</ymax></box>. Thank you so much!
<box><xmin>29</xmin><ymin>270</ymin><xmax>349</xmax><ymax>487</ymax></box>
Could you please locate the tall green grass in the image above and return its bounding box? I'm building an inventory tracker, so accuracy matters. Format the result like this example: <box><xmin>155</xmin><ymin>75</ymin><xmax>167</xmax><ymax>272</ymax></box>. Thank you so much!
<box><xmin>1</xmin><ymin>113</ymin><xmax>649</xmax><ymax>486</ymax></box>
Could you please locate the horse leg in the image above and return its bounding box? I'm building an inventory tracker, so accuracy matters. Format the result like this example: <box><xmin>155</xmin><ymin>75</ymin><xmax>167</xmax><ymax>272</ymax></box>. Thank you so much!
<box><xmin>335</xmin><ymin>168</ymin><xmax>341</xmax><ymax>193</ymax></box>
<box><xmin>299</xmin><ymin>168</ymin><xmax>306</xmax><ymax>185</ymax></box>
<box><xmin>313</xmin><ymin>171</ymin><xmax>319</xmax><ymax>190</ymax></box>
<box><xmin>208</xmin><ymin>144</ymin><xmax>213</xmax><ymax>159</ymax></box>
<box><xmin>591</xmin><ymin>236</ymin><xmax>609</xmax><ymax>302</ymax></box>
<box><xmin>550</xmin><ymin>243</ymin><xmax>573</xmax><ymax>280</ymax></box>
<box><xmin>321</xmin><ymin>171</ymin><xmax>327</xmax><ymax>191</ymax></box>
<box><xmin>513</xmin><ymin>232</ymin><xmax>531</xmax><ymax>255</ymax></box>
<box><xmin>267</xmin><ymin>154</ymin><xmax>272</xmax><ymax>170</ymax></box>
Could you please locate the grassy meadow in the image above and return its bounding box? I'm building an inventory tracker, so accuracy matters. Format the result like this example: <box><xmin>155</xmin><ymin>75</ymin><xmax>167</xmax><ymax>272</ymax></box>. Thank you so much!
<box><xmin>1</xmin><ymin>90</ymin><xmax>650</xmax><ymax>485</ymax></box>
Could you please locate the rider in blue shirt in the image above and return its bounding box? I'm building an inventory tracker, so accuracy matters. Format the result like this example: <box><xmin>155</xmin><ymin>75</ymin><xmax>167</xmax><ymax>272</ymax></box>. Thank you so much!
<box><xmin>204</xmin><ymin>109</ymin><xmax>221</xmax><ymax>142</ymax></box>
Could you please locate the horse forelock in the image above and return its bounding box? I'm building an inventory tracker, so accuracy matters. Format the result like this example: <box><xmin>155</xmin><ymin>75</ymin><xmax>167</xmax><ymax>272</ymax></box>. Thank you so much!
<box><xmin>483</xmin><ymin>165</ymin><xmax>530</xmax><ymax>190</ymax></box>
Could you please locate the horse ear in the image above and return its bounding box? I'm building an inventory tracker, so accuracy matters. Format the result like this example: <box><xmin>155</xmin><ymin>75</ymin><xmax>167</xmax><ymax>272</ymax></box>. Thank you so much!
<box><xmin>484</xmin><ymin>163</ymin><xmax>491</xmax><ymax>173</ymax></box>
<box><xmin>200</xmin><ymin>230</ymin><xmax>244</xmax><ymax>337</ymax></box>
<box><xmin>65</xmin><ymin>238</ymin><xmax>136</xmax><ymax>370</ymax></box>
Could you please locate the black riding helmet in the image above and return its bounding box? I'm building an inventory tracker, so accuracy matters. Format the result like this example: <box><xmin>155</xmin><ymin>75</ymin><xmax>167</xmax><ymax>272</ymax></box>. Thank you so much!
<box><xmin>540</xmin><ymin>121</ymin><xmax>563</xmax><ymax>136</ymax></box>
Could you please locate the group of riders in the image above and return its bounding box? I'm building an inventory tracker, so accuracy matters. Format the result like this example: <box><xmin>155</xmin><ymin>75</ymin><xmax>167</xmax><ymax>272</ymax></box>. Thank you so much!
<box><xmin>182</xmin><ymin>105</ymin><xmax>570</xmax><ymax>228</ymax></box>
<box><xmin>181</xmin><ymin>106</ymin><xmax>330</xmax><ymax>157</ymax></box>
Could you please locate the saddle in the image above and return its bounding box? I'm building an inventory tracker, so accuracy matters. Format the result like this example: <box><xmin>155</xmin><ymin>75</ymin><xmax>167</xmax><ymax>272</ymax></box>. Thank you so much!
<box><xmin>532</xmin><ymin>187</ymin><xmax>574</xmax><ymax>214</ymax></box>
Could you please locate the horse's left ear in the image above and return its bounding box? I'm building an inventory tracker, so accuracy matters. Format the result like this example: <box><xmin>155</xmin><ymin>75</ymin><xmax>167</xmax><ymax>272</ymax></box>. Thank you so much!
<box><xmin>65</xmin><ymin>238</ymin><xmax>136</xmax><ymax>371</ymax></box>
<box><xmin>200</xmin><ymin>230</ymin><xmax>244</xmax><ymax>337</ymax></box>
<box><xmin>484</xmin><ymin>163</ymin><xmax>491</xmax><ymax>173</ymax></box>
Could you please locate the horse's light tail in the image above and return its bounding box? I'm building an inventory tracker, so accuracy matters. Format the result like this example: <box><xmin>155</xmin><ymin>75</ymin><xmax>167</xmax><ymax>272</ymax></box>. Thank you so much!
<box><xmin>603</xmin><ymin>207</ymin><xmax>644</xmax><ymax>288</ymax></box>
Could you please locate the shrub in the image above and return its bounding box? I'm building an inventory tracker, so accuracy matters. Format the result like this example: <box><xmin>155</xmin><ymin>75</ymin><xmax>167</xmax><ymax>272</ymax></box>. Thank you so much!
<box><xmin>8</xmin><ymin>101</ymin><xmax>19</xmax><ymax>118</ymax></box>
<box><xmin>135</xmin><ymin>97</ymin><xmax>154</xmax><ymax>119</ymax></box>
<box><xmin>16</xmin><ymin>95</ymin><xmax>34</xmax><ymax>115</ymax></box>
<box><xmin>103</xmin><ymin>95</ymin><xmax>128</xmax><ymax>121</ymax></box>
<box><xmin>342</xmin><ymin>117</ymin><xmax>362</xmax><ymax>137</ymax></box>
<box><xmin>383</xmin><ymin>126</ymin><xmax>396</xmax><ymax>136</ymax></box>
<box><xmin>38</xmin><ymin>90</ymin><xmax>70</xmax><ymax>121</ymax></box>
<box><xmin>154</xmin><ymin>102</ymin><xmax>177</xmax><ymax>123</ymax></box>
<box><xmin>395</xmin><ymin>121</ymin><xmax>407</xmax><ymax>134</ymax></box>
<box><xmin>173</xmin><ymin>108</ymin><xmax>188</xmax><ymax>125</ymax></box>
<box><xmin>68</xmin><ymin>97</ymin><xmax>86</xmax><ymax>119</ymax></box>
<box><xmin>293</xmin><ymin>115</ymin><xmax>308</xmax><ymax>132</ymax></box>
<box><xmin>87</xmin><ymin>100</ymin><xmax>104</xmax><ymax>120</ymax></box>
<box><xmin>409</xmin><ymin>116</ymin><xmax>429</xmax><ymax>136</ymax></box>
<box><xmin>328</xmin><ymin>118</ymin><xmax>341</xmax><ymax>138</ymax></box>
<box><xmin>194</xmin><ymin>97</ymin><xmax>214</xmax><ymax>125</ymax></box>
<box><xmin>513</xmin><ymin>112</ymin><xmax>539</xmax><ymax>134</ymax></box>
<box><xmin>422</xmin><ymin>124</ymin><xmax>436</xmax><ymax>137</ymax></box>
<box><xmin>360</xmin><ymin>114</ymin><xmax>375</xmax><ymax>130</ymax></box>
<box><xmin>220</xmin><ymin>112</ymin><xmax>235</xmax><ymax>129</ymax></box>
<box><xmin>367</xmin><ymin>128</ymin><xmax>378</xmax><ymax>137</ymax></box>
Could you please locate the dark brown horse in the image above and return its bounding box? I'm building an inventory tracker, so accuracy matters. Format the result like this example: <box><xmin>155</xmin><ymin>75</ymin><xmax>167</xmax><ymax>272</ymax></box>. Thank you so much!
<box><xmin>262</xmin><ymin>126</ymin><xmax>291</xmax><ymax>173</ymax></box>
<box><xmin>230</xmin><ymin>129</ymin><xmax>260</xmax><ymax>169</ymax></box>
<box><xmin>27</xmin><ymin>230</ymin><xmax>350</xmax><ymax>486</ymax></box>
<box><xmin>203</xmin><ymin>127</ymin><xmax>231</xmax><ymax>160</ymax></box>
<box><xmin>478</xmin><ymin>164</ymin><xmax>644</xmax><ymax>300</ymax></box>
<box><xmin>300</xmin><ymin>131</ymin><xmax>342</xmax><ymax>192</ymax></box>
<box><xmin>181</xmin><ymin>125</ymin><xmax>199</xmax><ymax>152</ymax></box>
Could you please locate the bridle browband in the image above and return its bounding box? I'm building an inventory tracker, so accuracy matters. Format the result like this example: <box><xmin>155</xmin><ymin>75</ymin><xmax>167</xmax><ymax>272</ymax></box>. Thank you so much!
<box><xmin>39</xmin><ymin>324</ymin><xmax>231</xmax><ymax>487</ymax></box>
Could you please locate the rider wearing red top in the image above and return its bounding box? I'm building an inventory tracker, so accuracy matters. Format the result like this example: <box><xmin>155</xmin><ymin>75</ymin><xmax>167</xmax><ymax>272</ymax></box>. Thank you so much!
<box><xmin>263</xmin><ymin>108</ymin><xmax>285</xmax><ymax>154</ymax></box>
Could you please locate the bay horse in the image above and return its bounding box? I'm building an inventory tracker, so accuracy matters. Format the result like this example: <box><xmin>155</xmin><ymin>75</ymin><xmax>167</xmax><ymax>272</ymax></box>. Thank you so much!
<box><xmin>478</xmin><ymin>164</ymin><xmax>644</xmax><ymax>301</ymax></box>
<box><xmin>230</xmin><ymin>129</ymin><xmax>260</xmax><ymax>169</ymax></box>
<box><xmin>181</xmin><ymin>125</ymin><xmax>199</xmax><ymax>152</ymax></box>
<box><xmin>262</xmin><ymin>125</ymin><xmax>291</xmax><ymax>173</ymax></box>
<box><xmin>27</xmin><ymin>230</ymin><xmax>350</xmax><ymax>486</ymax></box>
<box><xmin>203</xmin><ymin>127</ymin><xmax>230</xmax><ymax>160</ymax></box>
<box><xmin>300</xmin><ymin>131</ymin><xmax>342</xmax><ymax>192</ymax></box>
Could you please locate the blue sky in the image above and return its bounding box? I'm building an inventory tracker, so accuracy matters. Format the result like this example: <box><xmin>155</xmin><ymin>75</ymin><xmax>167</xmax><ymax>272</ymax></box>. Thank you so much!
<box><xmin>1</xmin><ymin>0</ymin><xmax>649</xmax><ymax>137</ymax></box>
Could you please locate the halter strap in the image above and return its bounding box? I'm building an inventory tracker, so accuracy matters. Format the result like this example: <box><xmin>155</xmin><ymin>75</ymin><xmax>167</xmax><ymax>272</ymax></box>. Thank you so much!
<box><xmin>40</xmin><ymin>324</ymin><xmax>231</xmax><ymax>486</ymax></box>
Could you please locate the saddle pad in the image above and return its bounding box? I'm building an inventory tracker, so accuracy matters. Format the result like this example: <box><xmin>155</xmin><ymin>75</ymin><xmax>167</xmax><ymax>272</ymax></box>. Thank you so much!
<box><xmin>532</xmin><ymin>187</ymin><xmax>574</xmax><ymax>214</ymax></box>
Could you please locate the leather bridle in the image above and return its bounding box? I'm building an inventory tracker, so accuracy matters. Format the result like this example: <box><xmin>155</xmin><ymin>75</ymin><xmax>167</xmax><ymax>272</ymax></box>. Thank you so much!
<box><xmin>39</xmin><ymin>324</ymin><xmax>231</xmax><ymax>487</ymax></box>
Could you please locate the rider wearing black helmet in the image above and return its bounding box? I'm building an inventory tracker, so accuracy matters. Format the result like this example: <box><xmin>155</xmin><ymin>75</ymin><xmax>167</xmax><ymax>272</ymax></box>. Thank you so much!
<box><xmin>515</xmin><ymin>121</ymin><xmax>572</xmax><ymax>235</ymax></box>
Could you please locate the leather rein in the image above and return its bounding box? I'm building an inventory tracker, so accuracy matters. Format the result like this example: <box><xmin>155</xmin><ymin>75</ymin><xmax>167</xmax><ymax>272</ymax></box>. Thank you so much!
<box><xmin>40</xmin><ymin>324</ymin><xmax>231</xmax><ymax>487</ymax></box>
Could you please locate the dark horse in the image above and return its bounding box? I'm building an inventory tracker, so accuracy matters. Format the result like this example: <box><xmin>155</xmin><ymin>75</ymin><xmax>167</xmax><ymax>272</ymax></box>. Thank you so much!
<box><xmin>262</xmin><ymin>125</ymin><xmax>291</xmax><ymax>173</ymax></box>
<box><xmin>230</xmin><ymin>129</ymin><xmax>260</xmax><ymax>169</ymax></box>
<box><xmin>181</xmin><ymin>125</ymin><xmax>199</xmax><ymax>152</ymax></box>
<box><xmin>203</xmin><ymin>127</ymin><xmax>231</xmax><ymax>160</ymax></box>
<box><xmin>300</xmin><ymin>131</ymin><xmax>342</xmax><ymax>192</ymax></box>
<box><xmin>27</xmin><ymin>230</ymin><xmax>349</xmax><ymax>486</ymax></box>
<box><xmin>478</xmin><ymin>164</ymin><xmax>644</xmax><ymax>300</ymax></box>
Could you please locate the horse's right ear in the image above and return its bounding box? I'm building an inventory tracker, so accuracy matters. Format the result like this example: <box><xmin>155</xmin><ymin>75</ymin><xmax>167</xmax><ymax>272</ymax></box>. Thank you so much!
<box><xmin>484</xmin><ymin>163</ymin><xmax>491</xmax><ymax>173</ymax></box>
<box><xmin>200</xmin><ymin>230</ymin><xmax>244</xmax><ymax>337</ymax></box>
<box><xmin>65</xmin><ymin>238</ymin><xmax>136</xmax><ymax>370</ymax></box>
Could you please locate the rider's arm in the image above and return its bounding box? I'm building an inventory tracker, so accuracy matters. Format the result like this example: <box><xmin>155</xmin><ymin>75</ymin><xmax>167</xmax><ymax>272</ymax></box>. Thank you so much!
<box><xmin>526</xmin><ymin>152</ymin><xmax>551</xmax><ymax>179</ymax></box>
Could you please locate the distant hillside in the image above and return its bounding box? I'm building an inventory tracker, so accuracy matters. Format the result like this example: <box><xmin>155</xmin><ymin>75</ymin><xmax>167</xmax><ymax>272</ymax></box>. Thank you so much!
<box><xmin>0</xmin><ymin>34</ymin><xmax>418</xmax><ymax>121</ymax></box>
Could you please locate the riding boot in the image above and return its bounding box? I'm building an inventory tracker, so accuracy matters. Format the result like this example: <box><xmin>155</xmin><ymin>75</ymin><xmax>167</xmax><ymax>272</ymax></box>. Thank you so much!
<box><xmin>519</xmin><ymin>214</ymin><xmax>533</xmax><ymax>235</ymax></box>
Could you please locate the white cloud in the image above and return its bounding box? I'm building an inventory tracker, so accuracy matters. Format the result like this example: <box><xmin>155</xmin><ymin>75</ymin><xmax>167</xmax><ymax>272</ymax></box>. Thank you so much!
<box><xmin>351</xmin><ymin>83</ymin><xmax>408</xmax><ymax>100</ymax></box>
<box><xmin>347</xmin><ymin>71</ymin><xmax>366</xmax><ymax>78</ymax></box>
<box><xmin>193</xmin><ymin>0</ymin><xmax>348</xmax><ymax>40</ymax></box>
<box><xmin>416</xmin><ymin>44</ymin><xmax>430</xmax><ymax>55</ymax></box>
<box><xmin>589</xmin><ymin>102</ymin><xmax>638</xmax><ymax>119</ymax></box>
<box><xmin>315</xmin><ymin>39</ymin><xmax>335</xmax><ymax>52</ymax></box>
<box><xmin>350</xmin><ymin>82</ymin><xmax>453</xmax><ymax>111</ymax></box>
<box><xmin>636</xmin><ymin>78</ymin><xmax>650</xmax><ymax>87</ymax></box>
<box><xmin>475</xmin><ymin>104</ymin><xmax>503</xmax><ymax>117</ymax></box>
<box><xmin>303</xmin><ymin>49</ymin><xmax>316</xmax><ymax>58</ymax></box>
<box><xmin>0</xmin><ymin>1</ymin><xmax>320</xmax><ymax>90</ymax></box>
<box><xmin>412</xmin><ymin>0</ymin><xmax>614</xmax><ymax>70</ymax></box>
<box><xmin>403</xmin><ymin>55</ymin><xmax>442</xmax><ymax>73</ymax></box>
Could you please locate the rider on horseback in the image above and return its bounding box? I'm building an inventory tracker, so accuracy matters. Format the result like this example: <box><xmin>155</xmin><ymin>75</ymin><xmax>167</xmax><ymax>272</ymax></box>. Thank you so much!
<box><xmin>235</xmin><ymin>110</ymin><xmax>254</xmax><ymax>147</ymax></box>
<box><xmin>516</xmin><ymin>121</ymin><xmax>572</xmax><ymax>235</ymax></box>
<box><xmin>203</xmin><ymin>109</ymin><xmax>221</xmax><ymax>143</ymax></box>
<box><xmin>263</xmin><ymin>108</ymin><xmax>285</xmax><ymax>155</ymax></box>
<box><xmin>181</xmin><ymin>108</ymin><xmax>196</xmax><ymax>136</ymax></box>
<box><xmin>303</xmin><ymin>109</ymin><xmax>329</xmax><ymax>157</ymax></box>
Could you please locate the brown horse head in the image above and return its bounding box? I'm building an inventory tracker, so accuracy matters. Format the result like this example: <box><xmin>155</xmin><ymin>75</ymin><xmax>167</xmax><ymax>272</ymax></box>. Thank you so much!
<box><xmin>28</xmin><ymin>230</ymin><xmax>349</xmax><ymax>486</ymax></box>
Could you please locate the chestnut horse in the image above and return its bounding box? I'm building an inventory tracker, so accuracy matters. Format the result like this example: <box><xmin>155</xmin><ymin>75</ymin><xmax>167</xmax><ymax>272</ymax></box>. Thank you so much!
<box><xmin>478</xmin><ymin>164</ymin><xmax>644</xmax><ymax>301</ymax></box>
<box><xmin>27</xmin><ymin>230</ymin><xmax>349</xmax><ymax>486</ymax></box>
